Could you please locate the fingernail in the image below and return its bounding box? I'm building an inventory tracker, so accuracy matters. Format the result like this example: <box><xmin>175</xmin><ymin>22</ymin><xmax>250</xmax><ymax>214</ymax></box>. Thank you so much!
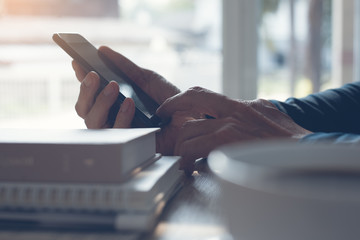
<box><xmin>120</xmin><ymin>99</ymin><xmax>131</xmax><ymax>113</ymax></box>
<box><xmin>104</xmin><ymin>83</ymin><xmax>115</xmax><ymax>96</ymax></box>
<box><xmin>83</xmin><ymin>76</ymin><xmax>92</xmax><ymax>87</ymax></box>
<box><xmin>83</xmin><ymin>72</ymin><xmax>95</xmax><ymax>87</ymax></box>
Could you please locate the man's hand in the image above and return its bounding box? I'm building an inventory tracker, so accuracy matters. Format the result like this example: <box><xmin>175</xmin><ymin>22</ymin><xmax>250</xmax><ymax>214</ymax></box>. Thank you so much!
<box><xmin>72</xmin><ymin>69</ymin><xmax>135</xmax><ymax>129</ymax></box>
<box><xmin>73</xmin><ymin>46</ymin><xmax>180</xmax><ymax>128</ymax></box>
<box><xmin>72</xmin><ymin>46</ymin><xmax>184</xmax><ymax>154</ymax></box>
<box><xmin>157</xmin><ymin>87</ymin><xmax>312</xmax><ymax>172</ymax></box>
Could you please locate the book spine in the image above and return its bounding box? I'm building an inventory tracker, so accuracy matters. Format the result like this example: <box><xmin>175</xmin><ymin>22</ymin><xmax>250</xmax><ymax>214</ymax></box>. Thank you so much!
<box><xmin>123</xmin><ymin>159</ymin><xmax>182</xmax><ymax>210</ymax></box>
<box><xmin>114</xmin><ymin>180</ymin><xmax>183</xmax><ymax>231</ymax></box>
<box><xmin>122</xmin><ymin>130</ymin><xmax>156</xmax><ymax>174</ymax></box>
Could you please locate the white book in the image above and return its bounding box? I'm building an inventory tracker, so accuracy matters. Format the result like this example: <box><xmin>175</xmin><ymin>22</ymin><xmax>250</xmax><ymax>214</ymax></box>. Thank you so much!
<box><xmin>0</xmin><ymin>156</ymin><xmax>182</xmax><ymax>212</ymax></box>
<box><xmin>0</xmin><ymin>180</ymin><xmax>183</xmax><ymax>232</ymax></box>
<box><xmin>0</xmin><ymin>128</ymin><xmax>159</xmax><ymax>183</ymax></box>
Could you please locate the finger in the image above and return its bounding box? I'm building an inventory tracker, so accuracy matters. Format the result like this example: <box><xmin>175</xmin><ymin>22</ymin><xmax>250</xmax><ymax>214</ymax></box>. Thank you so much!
<box><xmin>174</xmin><ymin>118</ymin><xmax>242</xmax><ymax>155</ymax></box>
<box><xmin>72</xmin><ymin>60</ymin><xmax>88</xmax><ymax>82</ymax></box>
<box><xmin>175</xmin><ymin>109</ymin><xmax>284</xmax><ymax>155</ymax></box>
<box><xmin>99</xmin><ymin>46</ymin><xmax>180</xmax><ymax>104</ymax></box>
<box><xmin>113</xmin><ymin>98</ymin><xmax>135</xmax><ymax>128</ymax></box>
<box><xmin>143</xmin><ymin>70</ymin><xmax>181</xmax><ymax>103</ymax></box>
<box><xmin>177</xmin><ymin>123</ymin><xmax>249</xmax><ymax>173</ymax></box>
<box><xmin>249</xmin><ymin>99</ymin><xmax>300</xmax><ymax>130</ymax></box>
<box><xmin>98</xmin><ymin>46</ymin><xmax>146</xmax><ymax>87</ymax></box>
<box><xmin>84</xmin><ymin>81</ymin><xmax>119</xmax><ymax>129</ymax></box>
<box><xmin>75</xmin><ymin>71</ymin><xmax>101</xmax><ymax>118</ymax></box>
<box><xmin>231</xmin><ymin>110</ymin><xmax>291</xmax><ymax>137</ymax></box>
<box><xmin>178</xmin><ymin>132</ymin><xmax>229</xmax><ymax>173</ymax></box>
<box><xmin>174</xmin><ymin>119</ymin><xmax>215</xmax><ymax>155</ymax></box>
<box><xmin>156</xmin><ymin>87</ymin><xmax>236</xmax><ymax>120</ymax></box>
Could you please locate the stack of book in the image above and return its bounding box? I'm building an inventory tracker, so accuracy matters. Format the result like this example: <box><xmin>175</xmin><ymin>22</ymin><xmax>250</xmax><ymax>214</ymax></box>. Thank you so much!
<box><xmin>0</xmin><ymin>128</ymin><xmax>183</xmax><ymax>232</ymax></box>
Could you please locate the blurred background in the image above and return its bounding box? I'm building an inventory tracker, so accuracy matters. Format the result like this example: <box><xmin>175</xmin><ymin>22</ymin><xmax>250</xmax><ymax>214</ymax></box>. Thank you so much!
<box><xmin>0</xmin><ymin>0</ymin><xmax>356</xmax><ymax>129</ymax></box>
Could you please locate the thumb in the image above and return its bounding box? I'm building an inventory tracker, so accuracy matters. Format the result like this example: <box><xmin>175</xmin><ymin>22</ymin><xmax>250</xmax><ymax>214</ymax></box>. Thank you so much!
<box><xmin>113</xmin><ymin>98</ymin><xmax>135</xmax><ymax>128</ymax></box>
<box><xmin>98</xmin><ymin>46</ymin><xmax>146</xmax><ymax>87</ymax></box>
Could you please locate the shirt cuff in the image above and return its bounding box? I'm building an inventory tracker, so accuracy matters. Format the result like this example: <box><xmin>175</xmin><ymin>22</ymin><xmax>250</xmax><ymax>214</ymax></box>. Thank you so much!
<box><xmin>300</xmin><ymin>132</ymin><xmax>360</xmax><ymax>145</ymax></box>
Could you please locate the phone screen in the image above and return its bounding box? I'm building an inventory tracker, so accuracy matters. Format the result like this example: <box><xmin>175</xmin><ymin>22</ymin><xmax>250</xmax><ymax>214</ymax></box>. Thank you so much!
<box><xmin>53</xmin><ymin>33</ymin><xmax>161</xmax><ymax>127</ymax></box>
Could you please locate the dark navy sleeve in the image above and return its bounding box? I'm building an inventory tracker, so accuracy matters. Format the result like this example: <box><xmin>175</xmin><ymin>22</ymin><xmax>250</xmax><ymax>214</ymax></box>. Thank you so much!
<box><xmin>270</xmin><ymin>82</ymin><xmax>360</xmax><ymax>144</ymax></box>
<box><xmin>270</xmin><ymin>81</ymin><xmax>360</xmax><ymax>134</ymax></box>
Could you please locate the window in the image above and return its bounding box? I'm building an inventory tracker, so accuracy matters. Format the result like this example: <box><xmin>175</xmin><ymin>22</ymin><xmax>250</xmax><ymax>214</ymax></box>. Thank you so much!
<box><xmin>222</xmin><ymin>0</ymin><xmax>337</xmax><ymax>102</ymax></box>
<box><xmin>0</xmin><ymin>0</ymin><xmax>221</xmax><ymax>128</ymax></box>
<box><xmin>258</xmin><ymin>0</ymin><xmax>333</xmax><ymax>101</ymax></box>
<box><xmin>1</xmin><ymin>0</ymin><xmax>352</xmax><ymax>129</ymax></box>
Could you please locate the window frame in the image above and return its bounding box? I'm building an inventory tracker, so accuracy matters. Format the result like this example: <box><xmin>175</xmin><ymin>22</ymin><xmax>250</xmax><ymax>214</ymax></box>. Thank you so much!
<box><xmin>222</xmin><ymin>0</ymin><xmax>259</xmax><ymax>100</ymax></box>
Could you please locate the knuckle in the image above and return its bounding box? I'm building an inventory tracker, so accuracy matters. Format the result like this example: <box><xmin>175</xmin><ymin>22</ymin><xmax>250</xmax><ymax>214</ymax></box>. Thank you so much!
<box><xmin>181</xmin><ymin>119</ymin><xmax>197</xmax><ymax>128</ymax></box>
<box><xmin>188</xmin><ymin>86</ymin><xmax>203</xmax><ymax>92</ymax></box>
<box><xmin>177</xmin><ymin>141</ymin><xmax>191</xmax><ymax>158</ymax></box>
<box><xmin>84</xmin><ymin>117</ymin><xmax>97</xmax><ymax>129</ymax></box>
<box><xmin>75</xmin><ymin>102</ymin><xmax>85</xmax><ymax>118</ymax></box>
<box><xmin>214</xmin><ymin>119</ymin><xmax>239</xmax><ymax>137</ymax></box>
<box><xmin>186</xmin><ymin>86</ymin><xmax>204</xmax><ymax>96</ymax></box>
<box><xmin>161</xmin><ymin>96</ymin><xmax>172</xmax><ymax>106</ymax></box>
<box><xmin>79</xmin><ymin>80</ymin><xmax>86</xmax><ymax>89</ymax></box>
<box><xmin>252</xmin><ymin>98</ymin><xmax>267</xmax><ymax>108</ymax></box>
<box><xmin>222</xmin><ymin>123</ymin><xmax>237</xmax><ymax>134</ymax></box>
<box><xmin>213</xmin><ymin>125</ymin><xmax>237</xmax><ymax>142</ymax></box>
<box><xmin>223</xmin><ymin>116</ymin><xmax>238</xmax><ymax>125</ymax></box>
<box><xmin>257</xmin><ymin>98</ymin><xmax>267</xmax><ymax>104</ymax></box>
<box><xmin>237</xmin><ymin>101</ymin><xmax>252</xmax><ymax>113</ymax></box>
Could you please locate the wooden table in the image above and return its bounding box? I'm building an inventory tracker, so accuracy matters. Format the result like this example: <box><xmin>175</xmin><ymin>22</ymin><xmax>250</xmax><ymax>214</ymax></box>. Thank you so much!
<box><xmin>0</xmin><ymin>166</ymin><xmax>233</xmax><ymax>240</ymax></box>
<box><xmin>149</xmin><ymin>170</ymin><xmax>231</xmax><ymax>240</ymax></box>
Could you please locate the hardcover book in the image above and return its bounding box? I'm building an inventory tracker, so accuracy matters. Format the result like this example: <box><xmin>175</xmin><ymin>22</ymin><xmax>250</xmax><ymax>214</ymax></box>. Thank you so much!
<box><xmin>0</xmin><ymin>128</ymin><xmax>159</xmax><ymax>183</ymax></box>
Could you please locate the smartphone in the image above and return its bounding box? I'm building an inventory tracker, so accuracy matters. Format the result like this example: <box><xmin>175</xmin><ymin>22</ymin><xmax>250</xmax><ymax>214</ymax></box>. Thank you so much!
<box><xmin>53</xmin><ymin>33</ymin><xmax>162</xmax><ymax>128</ymax></box>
